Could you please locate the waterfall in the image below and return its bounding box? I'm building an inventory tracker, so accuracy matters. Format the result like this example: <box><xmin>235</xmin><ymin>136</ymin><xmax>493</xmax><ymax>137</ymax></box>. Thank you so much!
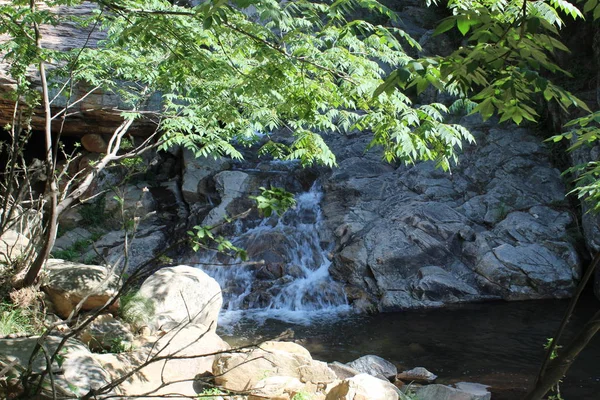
<box><xmin>196</xmin><ymin>183</ymin><xmax>350</xmax><ymax>326</ymax></box>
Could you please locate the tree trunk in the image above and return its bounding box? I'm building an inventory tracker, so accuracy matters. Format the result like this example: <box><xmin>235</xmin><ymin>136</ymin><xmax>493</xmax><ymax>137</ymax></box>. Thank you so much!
<box><xmin>524</xmin><ymin>310</ymin><xmax>600</xmax><ymax>400</ymax></box>
<box><xmin>23</xmin><ymin>0</ymin><xmax>58</xmax><ymax>287</ymax></box>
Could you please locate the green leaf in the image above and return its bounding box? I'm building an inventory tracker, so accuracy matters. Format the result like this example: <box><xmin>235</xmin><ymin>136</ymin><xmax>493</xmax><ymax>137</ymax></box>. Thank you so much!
<box><xmin>434</xmin><ymin>17</ymin><xmax>456</xmax><ymax>36</ymax></box>
<box><xmin>584</xmin><ymin>0</ymin><xmax>598</xmax><ymax>14</ymax></box>
<box><xmin>456</xmin><ymin>17</ymin><xmax>477</xmax><ymax>36</ymax></box>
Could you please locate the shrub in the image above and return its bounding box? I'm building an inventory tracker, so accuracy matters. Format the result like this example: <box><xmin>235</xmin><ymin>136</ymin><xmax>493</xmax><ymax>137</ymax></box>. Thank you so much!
<box><xmin>0</xmin><ymin>302</ymin><xmax>39</xmax><ymax>336</ymax></box>
<box><xmin>120</xmin><ymin>291</ymin><xmax>155</xmax><ymax>330</ymax></box>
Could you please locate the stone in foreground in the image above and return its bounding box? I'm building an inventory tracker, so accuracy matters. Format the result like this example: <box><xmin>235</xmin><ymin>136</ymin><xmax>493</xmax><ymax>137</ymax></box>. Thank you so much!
<box><xmin>346</xmin><ymin>354</ymin><xmax>397</xmax><ymax>380</ymax></box>
<box><xmin>42</xmin><ymin>259</ymin><xmax>119</xmax><ymax>318</ymax></box>
<box><xmin>415</xmin><ymin>382</ymin><xmax>491</xmax><ymax>400</ymax></box>
<box><xmin>138</xmin><ymin>265</ymin><xmax>222</xmax><ymax>332</ymax></box>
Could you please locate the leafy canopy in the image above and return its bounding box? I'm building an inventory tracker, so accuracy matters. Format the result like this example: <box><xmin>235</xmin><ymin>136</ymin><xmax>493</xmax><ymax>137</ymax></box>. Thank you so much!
<box><xmin>0</xmin><ymin>0</ymin><xmax>599</xmax><ymax>180</ymax></box>
<box><xmin>1</xmin><ymin>0</ymin><xmax>477</xmax><ymax>172</ymax></box>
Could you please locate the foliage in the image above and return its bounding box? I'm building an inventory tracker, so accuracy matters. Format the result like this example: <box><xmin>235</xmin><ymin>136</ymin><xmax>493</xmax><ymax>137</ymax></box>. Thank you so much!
<box><xmin>50</xmin><ymin>238</ymin><xmax>92</xmax><ymax>262</ymax></box>
<box><xmin>188</xmin><ymin>225</ymin><xmax>248</xmax><ymax>260</ymax></box>
<box><xmin>119</xmin><ymin>291</ymin><xmax>155</xmax><ymax>330</ymax></box>
<box><xmin>0</xmin><ymin>302</ymin><xmax>40</xmax><ymax>336</ymax></box>
<box><xmin>381</xmin><ymin>0</ymin><xmax>588</xmax><ymax>126</ymax></box>
<box><xmin>292</xmin><ymin>391</ymin><xmax>312</xmax><ymax>400</ymax></box>
<box><xmin>197</xmin><ymin>387</ymin><xmax>227</xmax><ymax>398</ymax></box>
<box><xmin>544</xmin><ymin>338</ymin><xmax>565</xmax><ymax>399</ymax></box>
<box><xmin>79</xmin><ymin>197</ymin><xmax>108</xmax><ymax>227</ymax></box>
<box><xmin>251</xmin><ymin>186</ymin><xmax>297</xmax><ymax>217</ymax></box>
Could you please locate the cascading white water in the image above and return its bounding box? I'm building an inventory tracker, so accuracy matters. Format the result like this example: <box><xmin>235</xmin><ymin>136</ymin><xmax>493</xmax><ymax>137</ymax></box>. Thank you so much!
<box><xmin>197</xmin><ymin>183</ymin><xmax>351</xmax><ymax>326</ymax></box>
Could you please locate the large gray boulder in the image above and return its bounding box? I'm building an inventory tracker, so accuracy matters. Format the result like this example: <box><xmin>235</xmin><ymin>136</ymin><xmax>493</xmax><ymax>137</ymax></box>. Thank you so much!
<box><xmin>87</xmin><ymin>225</ymin><xmax>166</xmax><ymax>272</ymax></box>
<box><xmin>138</xmin><ymin>265</ymin><xmax>222</xmax><ymax>332</ymax></box>
<box><xmin>324</xmin><ymin>120</ymin><xmax>581</xmax><ymax>310</ymax></box>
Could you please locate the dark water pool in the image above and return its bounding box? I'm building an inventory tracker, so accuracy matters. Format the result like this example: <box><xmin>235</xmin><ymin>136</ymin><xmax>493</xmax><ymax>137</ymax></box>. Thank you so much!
<box><xmin>219</xmin><ymin>295</ymin><xmax>600</xmax><ymax>399</ymax></box>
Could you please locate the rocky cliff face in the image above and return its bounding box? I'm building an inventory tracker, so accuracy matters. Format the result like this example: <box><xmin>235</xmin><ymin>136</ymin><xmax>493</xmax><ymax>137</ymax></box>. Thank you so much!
<box><xmin>321</xmin><ymin>116</ymin><xmax>581</xmax><ymax>311</ymax></box>
<box><xmin>0</xmin><ymin>1</ymin><xmax>158</xmax><ymax>137</ymax></box>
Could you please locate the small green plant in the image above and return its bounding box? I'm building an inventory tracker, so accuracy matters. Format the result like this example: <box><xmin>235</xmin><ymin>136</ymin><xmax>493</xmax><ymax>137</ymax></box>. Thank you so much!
<box><xmin>108</xmin><ymin>337</ymin><xmax>132</xmax><ymax>354</ymax></box>
<box><xmin>545</xmin><ymin>338</ymin><xmax>562</xmax><ymax>361</ymax></box>
<box><xmin>79</xmin><ymin>196</ymin><xmax>107</xmax><ymax>227</ymax></box>
<box><xmin>0</xmin><ymin>303</ymin><xmax>39</xmax><ymax>336</ymax></box>
<box><xmin>197</xmin><ymin>387</ymin><xmax>226</xmax><ymax>398</ymax></box>
<box><xmin>50</xmin><ymin>238</ymin><xmax>93</xmax><ymax>262</ymax></box>
<box><xmin>250</xmin><ymin>186</ymin><xmax>296</xmax><ymax>217</ymax></box>
<box><xmin>120</xmin><ymin>291</ymin><xmax>155</xmax><ymax>330</ymax></box>
<box><xmin>187</xmin><ymin>226</ymin><xmax>247</xmax><ymax>260</ymax></box>
<box><xmin>292</xmin><ymin>391</ymin><xmax>312</xmax><ymax>400</ymax></box>
<box><xmin>544</xmin><ymin>338</ymin><xmax>565</xmax><ymax>400</ymax></box>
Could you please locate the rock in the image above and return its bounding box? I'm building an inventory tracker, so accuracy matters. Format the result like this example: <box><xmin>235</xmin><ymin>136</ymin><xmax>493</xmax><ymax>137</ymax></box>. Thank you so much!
<box><xmin>346</xmin><ymin>355</ymin><xmax>397</xmax><ymax>381</ymax></box>
<box><xmin>86</xmin><ymin>225</ymin><xmax>166</xmax><ymax>272</ymax></box>
<box><xmin>325</xmin><ymin>373</ymin><xmax>399</xmax><ymax>400</ymax></box>
<box><xmin>0</xmin><ymin>335</ymin><xmax>114</xmax><ymax>397</ymax></box>
<box><xmin>181</xmin><ymin>149</ymin><xmax>231</xmax><ymax>203</ymax></box>
<box><xmin>104</xmin><ymin>182</ymin><xmax>155</xmax><ymax>216</ymax></box>
<box><xmin>298</xmin><ymin>360</ymin><xmax>338</xmax><ymax>384</ymax></box>
<box><xmin>96</xmin><ymin>323</ymin><xmax>229</xmax><ymax>397</ymax></box>
<box><xmin>79</xmin><ymin>314</ymin><xmax>134</xmax><ymax>352</ymax></box>
<box><xmin>324</xmin><ymin>125</ymin><xmax>581</xmax><ymax>310</ymax></box>
<box><xmin>53</xmin><ymin>227</ymin><xmax>93</xmax><ymax>252</ymax></box>
<box><xmin>203</xmin><ymin>170</ymin><xmax>251</xmax><ymax>226</ymax></box>
<box><xmin>249</xmin><ymin>376</ymin><xmax>306</xmax><ymax>400</ymax></box>
<box><xmin>397</xmin><ymin>367</ymin><xmax>437</xmax><ymax>383</ymax></box>
<box><xmin>0</xmin><ymin>230</ymin><xmax>29</xmax><ymax>265</ymax></box>
<box><xmin>138</xmin><ymin>265</ymin><xmax>222</xmax><ymax>332</ymax></box>
<box><xmin>42</xmin><ymin>259</ymin><xmax>119</xmax><ymax>318</ymax></box>
<box><xmin>213</xmin><ymin>341</ymin><xmax>314</xmax><ymax>392</ymax></box>
<box><xmin>81</xmin><ymin>133</ymin><xmax>108</xmax><ymax>153</ymax></box>
<box><xmin>58</xmin><ymin>207</ymin><xmax>84</xmax><ymax>229</ymax></box>
<box><xmin>328</xmin><ymin>362</ymin><xmax>360</xmax><ymax>380</ymax></box>
<box><xmin>0</xmin><ymin>2</ymin><xmax>159</xmax><ymax>137</ymax></box>
<box><xmin>415</xmin><ymin>383</ymin><xmax>491</xmax><ymax>400</ymax></box>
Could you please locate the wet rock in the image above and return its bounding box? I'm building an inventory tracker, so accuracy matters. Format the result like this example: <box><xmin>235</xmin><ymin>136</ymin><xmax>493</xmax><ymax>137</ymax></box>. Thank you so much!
<box><xmin>138</xmin><ymin>265</ymin><xmax>222</xmax><ymax>332</ymax></box>
<box><xmin>397</xmin><ymin>367</ymin><xmax>437</xmax><ymax>384</ymax></box>
<box><xmin>415</xmin><ymin>382</ymin><xmax>491</xmax><ymax>400</ymax></box>
<box><xmin>346</xmin><ymin>354</ymin><xmax>397</xmax><ymax>381</ymax></box>
<box><xmin>42</xmin><ymin>259</ymin><xmax>119</xmax><ymax>318</ymax></box>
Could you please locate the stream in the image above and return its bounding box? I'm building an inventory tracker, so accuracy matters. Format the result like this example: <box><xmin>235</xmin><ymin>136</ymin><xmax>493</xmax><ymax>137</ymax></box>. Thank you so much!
<box><xmin>196</xmin><ymin>185</ymin><xmax>600</xmax><ymax>399</ymax></box>
<box><xmin>219</xmin><ymin>295</ymin><xmax>600</xmax><ymax>400</ymax></box>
